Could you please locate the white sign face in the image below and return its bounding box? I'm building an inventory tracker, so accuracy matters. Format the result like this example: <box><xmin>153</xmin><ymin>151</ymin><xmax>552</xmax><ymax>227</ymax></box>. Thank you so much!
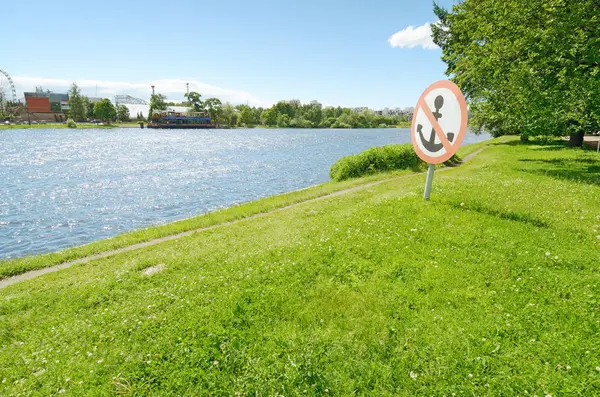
<box><xmin>411</xmin><ymin>80</ymin><xmax>468</xmax><ymax>164</ymax></box>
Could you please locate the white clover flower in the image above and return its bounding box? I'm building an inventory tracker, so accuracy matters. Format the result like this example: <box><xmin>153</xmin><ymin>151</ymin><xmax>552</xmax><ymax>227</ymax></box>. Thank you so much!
<box><xmin>409</xmin><ymin>371</ymin><xmax>418</xmax><ymax>380</ymax></box>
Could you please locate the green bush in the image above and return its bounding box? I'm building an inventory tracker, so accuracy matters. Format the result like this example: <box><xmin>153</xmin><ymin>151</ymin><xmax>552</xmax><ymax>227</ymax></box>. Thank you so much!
<box><xmin>66</xmin><ymin>118</ymin><xmax>77</xmax><ymax>128</ymax></box>
<box><xmin>329</xmin><ymin>144</ymin><xmax>426</xmax><ymax>181</ymax></box>
<box><xmin>533</xmin><ymin>135</ymin><xmax>558</xmax><ymax>145</ymax></box>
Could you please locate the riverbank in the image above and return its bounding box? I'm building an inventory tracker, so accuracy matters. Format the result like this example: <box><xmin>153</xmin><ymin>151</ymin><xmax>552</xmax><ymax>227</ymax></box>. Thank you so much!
<box><xmin>0</xmin><ymin>122</ymin><xmax>142</xmax><ymax>129</ymax></box>
<box><xmin>0</xmin><ymin>137</ymin><xmax>494</xmax><ymax>279</ymax></box>
<box><xmin>1</xmin><ymin>137</ymin><xmax>598</xmax><ymax>395</ymax></box>
<box><xmin>0</xmin><ymin>127</ymin><xmax>493</xmax><ymax>259</ymax></box>
<box><xmin>1</xmin><ymin>121</ymin><xmax>412</xmax><ymax>130</ymax></box>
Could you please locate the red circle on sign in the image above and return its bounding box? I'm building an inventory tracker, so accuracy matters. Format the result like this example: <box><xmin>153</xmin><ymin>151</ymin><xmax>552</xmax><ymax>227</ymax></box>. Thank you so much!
<box><xmin>411</xmin><ymin>80</ymin><xmax>468</xmax><ymax>164</ymax></box>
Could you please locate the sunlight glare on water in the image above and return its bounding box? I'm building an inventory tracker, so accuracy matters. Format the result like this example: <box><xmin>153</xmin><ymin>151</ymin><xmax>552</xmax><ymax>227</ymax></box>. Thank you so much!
<box><xmin>0</xmin><ymin>127</ymin><xmax>490</xmax><ymax>258</ymax></box>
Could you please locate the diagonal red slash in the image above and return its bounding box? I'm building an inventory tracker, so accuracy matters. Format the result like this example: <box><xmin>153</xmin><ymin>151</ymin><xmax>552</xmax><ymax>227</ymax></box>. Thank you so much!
<box><xmin>417</xmin><ymin>98</ymin><xmax>452</xmax><ymax>152</ymax></box>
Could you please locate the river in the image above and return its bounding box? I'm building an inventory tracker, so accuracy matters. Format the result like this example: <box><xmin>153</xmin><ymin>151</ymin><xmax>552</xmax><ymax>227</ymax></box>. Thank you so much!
<box><xmin>0</xmin><ymin>128</ymin><xmax>491</xmax><ymax>258</ymax></box>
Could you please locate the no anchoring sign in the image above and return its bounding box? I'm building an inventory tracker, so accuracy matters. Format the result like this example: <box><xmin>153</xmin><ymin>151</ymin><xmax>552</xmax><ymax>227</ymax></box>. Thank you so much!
<box><xmin>411</xmin><ymin>80</ymin><xmax>468</xmax><ymax>199</ymax></box>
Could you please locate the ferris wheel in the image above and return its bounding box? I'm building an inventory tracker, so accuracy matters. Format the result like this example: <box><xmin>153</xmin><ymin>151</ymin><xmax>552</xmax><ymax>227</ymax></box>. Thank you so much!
<box><xmin>0</xmin><ymin>69</ymin><xmax>17</xmax><ymax>107</ymax></box>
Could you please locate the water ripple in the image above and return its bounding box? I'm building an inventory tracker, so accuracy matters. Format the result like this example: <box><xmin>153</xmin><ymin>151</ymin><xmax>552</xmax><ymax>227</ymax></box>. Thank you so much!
<box><xmin>0</xmin><ymin>127</ymin><xmax>490</xmax><ymax>258</ymax></box>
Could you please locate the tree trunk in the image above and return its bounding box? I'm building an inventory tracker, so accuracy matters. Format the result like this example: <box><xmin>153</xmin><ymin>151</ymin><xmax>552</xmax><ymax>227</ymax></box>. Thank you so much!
<box><xmin>568</xmin><ymin>131</ymin><xmax>584</xmax><ymax>147</ymax></box>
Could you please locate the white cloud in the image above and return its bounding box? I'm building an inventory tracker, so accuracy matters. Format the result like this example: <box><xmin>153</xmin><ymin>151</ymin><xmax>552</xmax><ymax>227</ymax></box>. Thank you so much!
<box><xmin>388</xmin><ymin>22</ymin><xmax>439</xmax><ymax>50</ymax></box>
<box><xmin>11</xmin><ymin>76</ymin><xmax>271</xmax><ymax>107</ymax></box>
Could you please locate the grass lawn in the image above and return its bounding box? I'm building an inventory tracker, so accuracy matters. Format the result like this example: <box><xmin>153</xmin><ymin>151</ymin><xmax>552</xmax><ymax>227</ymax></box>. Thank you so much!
<box><xmin>0</xmin><ymin>138</ymin><xmax>493</xmax><ymax>280</ymax></box>
<box><xmin>0</xmin><ymin>139</ymin><xmax>599</xmax><ymax>395</ymax></box>
<box><xmin>0</xmin><ymin>122</ymin><xmax>148</xmax><ymax>130</ymax></box>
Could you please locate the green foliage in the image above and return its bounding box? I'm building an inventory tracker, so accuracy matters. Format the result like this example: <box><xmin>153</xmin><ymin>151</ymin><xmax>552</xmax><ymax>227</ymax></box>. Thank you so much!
<box><xmin>185</xmin><ymin>91</ymin><xmax>203</xmax><ymax>112</ymax></box>
<box><xmin>93</xmin><ymin>99</ymin><xmax>116</xmax><ymax>123</ymax></box>
<box><xmin>149</xmin><ymin>93</ymin><xmax>167</xmax><ymax>118</ymax></box>
<box><xmin>238</xmin><ymin>106</ymin><xmax>254</xmax><ymax>126</ymax></box>
<box><xmin>273</xmin><ymin>101</ymin><xmax>296</xmax><ymax>118</ymax></box>
<box><xmin>203</xmin><ymin>98</ymin><xmax>223</xmax><ymax>125</ymax></box>
<box><xmin>432</xmin><ymin>0</ymin><xmax>600</xmax><ymax>139</ymax></box>
<box><xmin>330</xmin><ymin>144</ymin><xmax>425</xmax><ymax>181</ymax></box>
<box><xmin>276</xmin><ymin>113</ymin><xmax>290</xmax><ymax>127</ymax></box>
<box><xmin>66</xmin><ymin>118</ymin><xmax>77</xmax><ymax>128</ymax></box>
<box><xmin>222</xmin><ymin>102</ymin><xmax>238</xmax><ymax>128</ymax></box>
<box><xmin>67</xmin><ymin>83</ymin><xmax>88</xmax><ymax>121</ymax></box>
<box><xmin>260</xmin><ymin>108</ymin><xmax>277</xmax><ymax>126</ymax></box>
<box><xmin>116</xmin><ymin>105</ymin><xmax>130</xmax><ymax>122</ymax></box>
<box><xmin>87</xmin><ymin>101</ymin><xmax>95</xmax><ymax>118</ymax></box>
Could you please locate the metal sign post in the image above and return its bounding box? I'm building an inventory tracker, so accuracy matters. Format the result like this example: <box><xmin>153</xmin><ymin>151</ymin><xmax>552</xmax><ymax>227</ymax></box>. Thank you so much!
<box><xmin>424</xmin><ymin>164</ymin><xmax>435</xmax><ymax>200</ymax></box>
<box><xmin>410</xmin><ymin>80</ymin><xmax>469</xmax><ymax>199</ymax></box>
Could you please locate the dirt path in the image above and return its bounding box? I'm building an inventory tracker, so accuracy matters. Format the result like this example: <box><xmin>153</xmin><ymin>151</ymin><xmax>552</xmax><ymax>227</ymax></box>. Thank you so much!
<box><xmin>0</xmin><ymin>148</ymin><xmax>486</xmax><ymax>290</ymax></box>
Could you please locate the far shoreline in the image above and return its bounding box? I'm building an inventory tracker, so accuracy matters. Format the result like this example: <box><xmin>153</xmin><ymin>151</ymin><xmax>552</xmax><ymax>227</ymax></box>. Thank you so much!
<box><xmin>0</xmin><ymin>122</ymin><xmax>413</xmax><ymax>130</ymax></box>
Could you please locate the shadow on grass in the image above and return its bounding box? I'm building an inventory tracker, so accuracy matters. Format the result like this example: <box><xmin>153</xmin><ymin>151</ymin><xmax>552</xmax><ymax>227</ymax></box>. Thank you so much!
<box><xmin>445</xmin><ymin>201</ymin><xmax>549</xmax><ymax>228</ymax></box>
<box><xmin>500</xmin><ymin>139</ymin><xmax>570</xmax><ymax>151</ymax></box>
<box><xmin>518</xmin><ymin>158</ymin><xmax>600</xmax><ymax>187</ymax></box>
<box><xmin>525</xmin><ymin>166</ymin><xmax>600</xmax><ymax>187</ymax></box>
<box><xmin>519</xmin><ymin>157</ymin><xmax>598</xmax><ymax>165</ymax></box>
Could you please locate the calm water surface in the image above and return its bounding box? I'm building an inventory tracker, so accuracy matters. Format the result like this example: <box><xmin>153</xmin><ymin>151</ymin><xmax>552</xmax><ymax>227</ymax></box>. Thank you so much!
<box><xmin>0</xmin><ymin>128</ymin><xmax>491</xmax><ymax>258</ymax></box>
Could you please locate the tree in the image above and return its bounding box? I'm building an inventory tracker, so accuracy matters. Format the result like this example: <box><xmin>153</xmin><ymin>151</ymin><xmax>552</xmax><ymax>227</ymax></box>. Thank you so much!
<box><xmin>68</xmin><ymin>83</ymin><xmax>88</xmax><ymax>121</ymax></box>
<box><xmin>222</xmin><ymin>102</ymin><xmax>238</xmax><ymax>128</ymax></box>
<box><xmin>260</xmin><ymin>108</ymin><xmax>277</xmax><ymax>126</ymax></box>
<box><xmin>116</xmin><ymin>105</ymin><xmax>130</xmax><ymax>122</ymax></box>
<box><xmin>203</xmin><ymin>98</ymin><xmax>223</xmax><ymax>125</ymax></box>
<box><xmin>184</xmin><ymin>91</ymin><xmax>203</xmax><ymax>112</ymax></box>
<box><xmin>149</xmin><ymin>93</ymin><xmax>167</xmax><ymax>118</ymax></box>
<box><xmin>93</xmin><ymin>99</ymin><xmax>117</xmax><ymax>123</ymax></box>
<box><xmin>304</xmin><ymin>103</ymin><xmax>323</xmax><ymax>127</ymax></box>
<box><xmin>87</xmin><ymin>101</ymin><xmax>95</xmax><ymax>119</ymax></box>
<box><xmin>276</xmin><ymin>114</ymin><xmax>290</xmax><ymax>128</ymax></box>
<box><xmin>253</xmin><ymin>107</ymin><xmax>263</xmax><ymax>125</ymax></box>
<box><xmin>273</xmin><ymin>101</ymin><xmax>296</xmax><ymax>118</ymax></box>
<box><xmin>432</xmin><ymin>0</ymin><xmax>600</xmax><ymax>145</ymax></box>
<box><xmin>239</xmin><ymin>106</ymin><xmax>254</xmax><ymax>126</ymax></box>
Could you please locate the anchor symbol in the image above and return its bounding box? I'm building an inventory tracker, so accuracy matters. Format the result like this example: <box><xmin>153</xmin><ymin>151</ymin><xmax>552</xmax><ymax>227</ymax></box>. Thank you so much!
<box><xmin>417</xmin><ymin>95</ymin><xmax>455</xmax><ymax>153</ymax></box>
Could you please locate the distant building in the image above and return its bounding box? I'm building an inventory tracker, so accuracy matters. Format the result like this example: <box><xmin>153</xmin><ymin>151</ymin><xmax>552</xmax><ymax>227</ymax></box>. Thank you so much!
<box><xmin>353</xmin><ymin>107</ymin><xmax>369</xmax><ymax>113</ymax></box>
<box><xmin>24</xmin><ymin>96</ymin><xmax>51</xmax><ymax>113</ymax></box>
<box><xmin>24</xmin><ymin>89</ymin><xmax>68</xmax><ymax>114</ymax></box>
<box><xmin>309</xmin><ymin>100</ymin><xmax>322</xmax><ymax>108</ymax></box>
<box><xmin>284</xmin><ymin>99</ymin><xmax>301</xmax><ymax>106</ymax></box>
<box><xmin>60</xmin><ymin>101</ymin><xmax>70</xmax><ymax>113</ymax></box>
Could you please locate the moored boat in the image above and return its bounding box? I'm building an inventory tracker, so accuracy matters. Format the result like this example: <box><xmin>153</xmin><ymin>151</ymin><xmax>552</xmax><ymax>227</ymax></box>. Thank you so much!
<box><xmin>148</xmin><ymin>110</ymin><xmax>216</xmax><ymax>129</ymax></box>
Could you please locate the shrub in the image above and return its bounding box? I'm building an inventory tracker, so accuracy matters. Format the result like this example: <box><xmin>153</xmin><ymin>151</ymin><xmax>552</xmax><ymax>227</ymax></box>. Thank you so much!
<box><xmin>66</xmin><ymin>118</ymin><xmax>77</xmax><ymax>128</ymax></box>
<box><xmin>330</xmin><ymin>144</ymin><xmax>426</xmax><ymax>181</ymax></box>
<box><xmin>533</xmin><ymin>135</ymin><xmax>557</xmax><ymax>145</ymax></box>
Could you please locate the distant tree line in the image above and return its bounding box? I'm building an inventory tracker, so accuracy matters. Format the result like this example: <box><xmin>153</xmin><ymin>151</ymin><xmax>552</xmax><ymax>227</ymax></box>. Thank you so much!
<box><xmin>64</xmin><ymin>84</ymin><xmax>410</xmax><ymax>129</ymax></box>
<box><xmin>67</xmin><ymin>83</ymin><xmax>128</xmax><ymax>124</ymax></box>
<box><xmin>152</xmin><ymin>90</ymin><xmax>410</xmax><ymax>129</ymax></box>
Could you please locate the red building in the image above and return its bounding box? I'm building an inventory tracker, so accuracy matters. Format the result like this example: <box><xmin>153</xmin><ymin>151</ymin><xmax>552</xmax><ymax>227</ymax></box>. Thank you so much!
<box><xmin>24</xmin><ymin>96</ymin><xmax>51</xmax><ymax>113</ymax></box>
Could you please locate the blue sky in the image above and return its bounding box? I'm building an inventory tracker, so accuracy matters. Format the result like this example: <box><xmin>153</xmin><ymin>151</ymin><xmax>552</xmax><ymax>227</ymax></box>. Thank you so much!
<box><xmin>3</xmin><ymin>0</ymin><xmax>454</xmax><ymax>109</ymax></box>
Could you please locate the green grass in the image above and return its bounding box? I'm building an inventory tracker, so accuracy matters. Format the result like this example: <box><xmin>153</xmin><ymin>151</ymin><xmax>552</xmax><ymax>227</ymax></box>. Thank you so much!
<box><xmin>1</xmin><ymin>138</ymin><xmax>599</xmax><ymax>395</ymax></box>
<box><xmin>0</xmin><ymin>138</ymin><xmax>501</xmax><ymax>280</ymax></box>
<box><xmin>0</xmin><ymin>122</ymin><xmax>146</xmax><ymax>130</ymax></box>
<box><xmin>0</xmin><ymin>123</ymin><xmax>118</xmax><ymax>130</ymax></box>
